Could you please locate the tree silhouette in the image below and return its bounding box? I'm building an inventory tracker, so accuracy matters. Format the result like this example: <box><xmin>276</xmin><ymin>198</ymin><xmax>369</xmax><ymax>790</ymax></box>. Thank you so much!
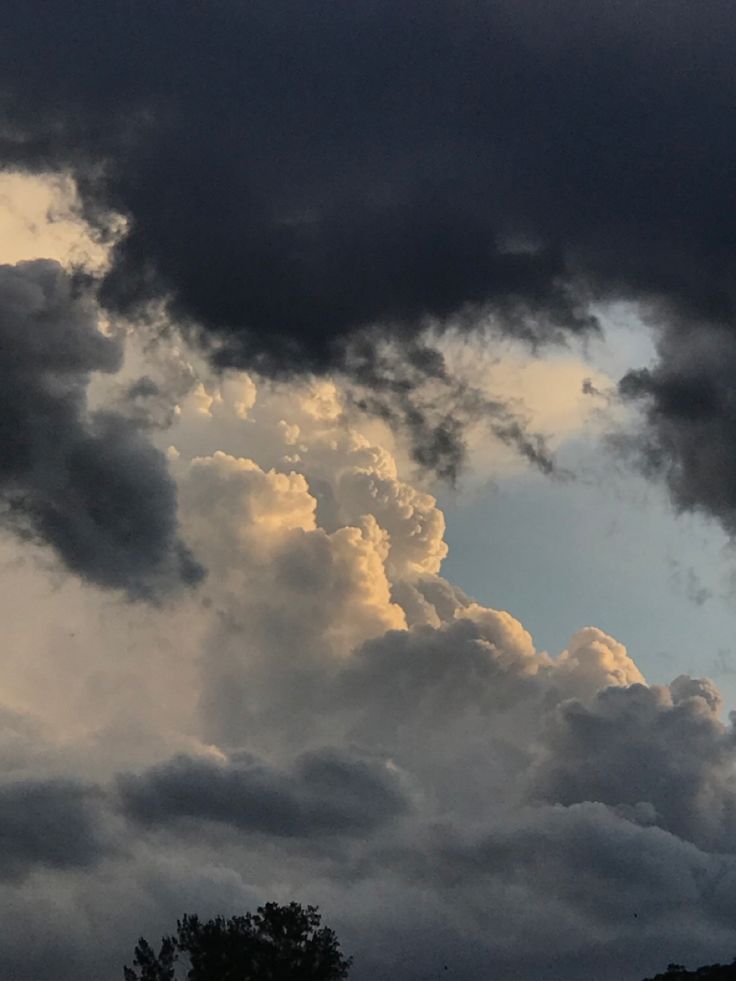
<box><xmin>123</xmin><ymin>903</ymin><xmax>351</xmax><ymax>981</ymax></box>
<box><xmin>123</xmin><ymin>937</ymin><xmax>177</xmax><ymax>981</ymax></box>
<box><xmin>643</xmin><ymin>959</ymin><xmax>736</xmax><ymax>979</ymax></box>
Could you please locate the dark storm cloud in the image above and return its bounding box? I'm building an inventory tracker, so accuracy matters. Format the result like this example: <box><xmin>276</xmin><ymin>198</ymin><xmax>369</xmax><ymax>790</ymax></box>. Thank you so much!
<box><xmin>2</xmin><ymin>0</ymin><xmax>599</xmax><ymax>364</ymax></box>
<box><xmin>0</xmin><ymin>778</ymin><xmax>110</xmax><ymax>878</ymax></box>
<box><xmin>2</xmin><ymin>0</ymin><xmax>731</xmax><ymax>344</ymax></box>
<box><xmin>5</xmin><ymin>1</ymin><xmax>736</xmax><ymax>488</ymax></box>
<box><xmin>117</xmin><ymin>748</ymin><xmax>409</xmax><ymax>838</ymax></box>
<box><xmin>619</xmin><ymin>324</ymin><xmax>736</xmax><ymax>534</ymax></box>
<box><xmin>0</xmin><ymin>260</ymin><xmax>202</xmax><ymax>596</ymax></box>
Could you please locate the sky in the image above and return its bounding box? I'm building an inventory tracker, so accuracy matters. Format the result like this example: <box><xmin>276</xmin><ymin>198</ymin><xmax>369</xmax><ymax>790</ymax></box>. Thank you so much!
<box><xmin>3</xmin><ymin>5</ymin><xmax>736</xmax><ymax>978</ymax></box>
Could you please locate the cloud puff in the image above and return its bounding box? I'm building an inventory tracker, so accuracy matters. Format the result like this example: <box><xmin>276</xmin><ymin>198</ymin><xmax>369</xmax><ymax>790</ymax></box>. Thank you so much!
<box><xmin>553</xmin><ymin>626</ymin><xmax>646</xmax><ymax>697</ymax></box>
<box><xmin>0</xmin><ymin>259</ymin><xmax>201</xmax><ymax>596</ymax></box>
<box><xmin>532</xmin><ymin>680</ymin><xmax>736</xmax><ymax>850</ymax></box>
<box><xmin>179</xmin><ymin>450</ymin><xmax>405</xmax><ymax>649</ymax></box>
<box><xmin>171</xmin><ymin>374</ymin><xmax>450</xmax><ymax>580</ymax></box>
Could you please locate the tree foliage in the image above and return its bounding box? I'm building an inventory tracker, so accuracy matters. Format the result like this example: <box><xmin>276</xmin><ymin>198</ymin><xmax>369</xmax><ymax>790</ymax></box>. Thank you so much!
<box><xmin>124</xmin><ymin>903</ymin><xmax>351</xmax><ymax>981</ymax></box>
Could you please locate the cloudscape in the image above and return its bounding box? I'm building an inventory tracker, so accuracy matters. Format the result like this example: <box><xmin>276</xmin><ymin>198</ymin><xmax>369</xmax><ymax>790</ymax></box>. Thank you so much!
<box><xmin>3</xmin><ymin>4</ymin><xmax>736</xmax><ymax>978</ymax></box>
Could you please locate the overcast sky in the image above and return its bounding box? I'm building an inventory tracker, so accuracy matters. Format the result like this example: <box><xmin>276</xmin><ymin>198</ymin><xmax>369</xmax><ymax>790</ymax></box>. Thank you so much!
<box><xmin>3</xmin><ymin>6</ymin><xmax>736</xmax><ymax>978</ymax></box>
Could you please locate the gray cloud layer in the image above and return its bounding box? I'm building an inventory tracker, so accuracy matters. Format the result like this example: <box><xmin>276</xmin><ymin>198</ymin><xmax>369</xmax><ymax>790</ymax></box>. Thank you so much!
<box><xmin>0</xmin><ymin>778</ymin><xmax>110</xmax><ymax>878</ymax></box>
<box><xmin>118</xmin><ymin>748</ymin><xmax>410</xmax><ymax>838</ymax></box>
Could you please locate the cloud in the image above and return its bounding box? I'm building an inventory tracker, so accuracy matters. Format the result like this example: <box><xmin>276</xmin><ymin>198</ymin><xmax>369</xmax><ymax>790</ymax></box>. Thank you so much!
<box><xmin>0</xmin><ymin>778</ymin><xmax>111</xmax><ymax>878</ymax></box>
<box><xmin>341</xmin><ymin>338</ymin><xmax>561</xmax><ymax>481</ymax></box>
<box><xmin>118</xmin><ymin>748</ymin><xmax>410</xmax><ymax>839</ymax></box>
<box><xmin>553</xmin><ymin>626</ymin><xmax>646</xmax><ymax>697</ymax></box>
<box><xmin>0</xmin><ymin>259</ymin><xmax>201</xmax><ymax>596</ymax></box>
<box><xmin>620</xmin><ymin>325</ymin><xmax>736</xmax><ymax>536</ymax></box>
<box><xmin>394</xmin><ymin>801</ymin><xmax>736</xmax><ymax>981</ymax></box>
<box><xmin>0</xmin><ymin>171</ymin><xmax>119</xmax><ymax>271</ymax></box>
<box><xmin>0</xmin><ymin>331</ymin><xmax>733</xmax><ymax>981</ymax></box>
<box><xmin>531</xmin><ymin>678</ymin><xmax>736</xmax><ymax>850</ymax></box>
<box><xmin>339</xmin><ymin>610</ymin><xmax>542</xmax><ymax>738</ymax></box>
